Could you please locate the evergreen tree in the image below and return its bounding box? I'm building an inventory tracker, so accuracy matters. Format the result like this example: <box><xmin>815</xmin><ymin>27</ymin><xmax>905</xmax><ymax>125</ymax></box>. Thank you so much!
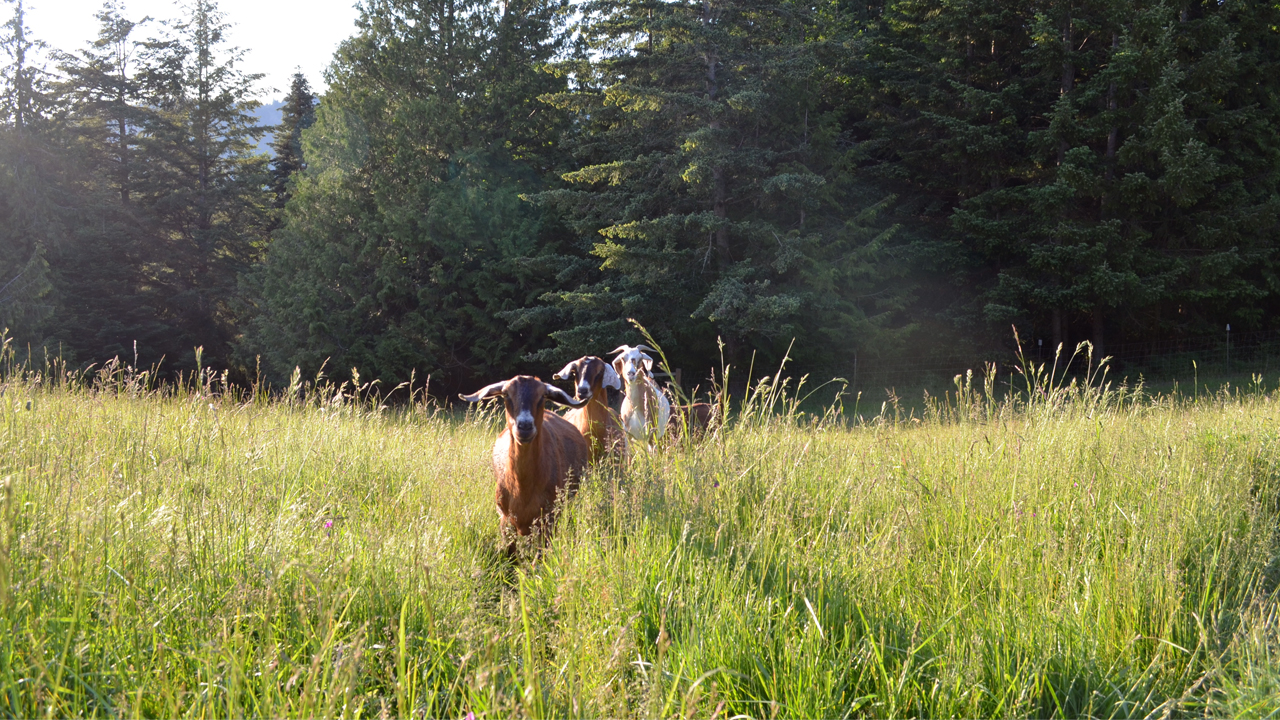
<box><xmin>239</xmin><ymin>0</ymin><xmax>573</xmax><ymax>391</ymax></box>
<box><xmin>0</xmin><ymin>133</ymin><xmax>57</xmax><ymax>341</ymax></box>
<box><xmin>1103</xmin><ymin>0</ymin><xmax>1280</xmax><ymax>339</ymax></box>
<box><xmin>0</xmin><ymin>0</ymin><xmax>45</xmax><ymax>128</ymax></box>
<box><xmin>854</xmin><ymin>0</ymin><xmax>1280</xmax><ymax>354</ymax></box>
<box><xmin>510</xmin><ymin>0</ymin><xmax>918</xmax><ymax>376</ymax></box>
<box><xmin>0</xmin><ymin>0</ymin><xmax>58</xmax><ymax>343</ymax></box>
<box><xmin>3</xmin><ymin>0</ymin><xmax>1274</xmax><ymax>385</ymax></box>
<box><xmin>129</xmin><ymin>0</ymin><xmax>269</xmax><ymax>369</ymax></box>
<box><xmin>268</xmin><ymin>70</ymin><xmax>314</xmax><ymax>209</ymax></box>
<box><xmin>57</xmin><ymin>1</ymin><xmax>152</xmax><ymax>206</ymax></box>
<box><xmin>50</xmin><ymin>1</ymin><xmax>170</xmax><ymax>360</ymax></box>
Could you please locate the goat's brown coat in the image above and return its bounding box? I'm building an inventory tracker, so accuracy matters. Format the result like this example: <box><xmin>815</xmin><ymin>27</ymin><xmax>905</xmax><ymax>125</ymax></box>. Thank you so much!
<box><xmin>461</xmin><ymin>376</ymin><xmax>589</xmax><ymax>549</ymax></box>
<box><xmin>670</xmin><ymin>402</ymin><xmax>716</xmax><ymax>439</ymax></box>
<box><xmin>555</xmin><ymin>356</ymin><xmax>625</xmax><ymax>462</ymax></box>
<box><xmin>490</xmin><ymin>410</ymin><xmax>588</xmax><ymax>538</ymax></box>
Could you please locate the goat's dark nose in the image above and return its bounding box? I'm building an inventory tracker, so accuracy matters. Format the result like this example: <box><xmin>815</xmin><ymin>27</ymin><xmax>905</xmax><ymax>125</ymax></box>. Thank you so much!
<box><xmin>516</xmin><ymin>419</ymin><xmax>535</xmax><ymax>440</ymax></box>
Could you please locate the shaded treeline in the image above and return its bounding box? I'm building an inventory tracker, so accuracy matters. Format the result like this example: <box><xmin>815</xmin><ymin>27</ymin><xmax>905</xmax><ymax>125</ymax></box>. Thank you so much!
<box><xmin>1</xmin><ymin>0</ymin><xmax>1277</xmax><ymax>394</ymax></box>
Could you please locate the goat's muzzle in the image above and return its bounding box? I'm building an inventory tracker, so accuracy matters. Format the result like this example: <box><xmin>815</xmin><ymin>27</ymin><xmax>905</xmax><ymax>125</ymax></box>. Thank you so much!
<box><xmin>515</xmin><ymin>419</ymin><xmax>537</xmax><ymax>444</ymax></box>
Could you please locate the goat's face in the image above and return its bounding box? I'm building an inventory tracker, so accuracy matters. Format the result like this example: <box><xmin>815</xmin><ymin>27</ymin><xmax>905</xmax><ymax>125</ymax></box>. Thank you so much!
<box><xmin>553</xmin><ymin>356</ymin><xmax>621</xmax><ymax>401</ymax></box>
<box><xmin>609</xmin><ymin>345</ymin><xmax>655</xmax><ymax>385</ymax></box>
<box><xmin>460</xmin><ymin>375</ymin><xmax>586</xmax><ymax>444</ymax></box>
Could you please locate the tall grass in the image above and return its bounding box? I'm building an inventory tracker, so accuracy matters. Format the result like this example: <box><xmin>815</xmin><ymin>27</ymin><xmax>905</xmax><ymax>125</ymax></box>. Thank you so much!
<box><xmin>1</xmin><ymin>333</ymin><xmax>1279</xmax><ymax>717</ymax></box>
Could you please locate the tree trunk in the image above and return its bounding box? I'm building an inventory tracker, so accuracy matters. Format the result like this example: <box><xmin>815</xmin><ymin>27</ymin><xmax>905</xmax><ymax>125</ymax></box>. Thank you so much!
<box><xmin>647</xmin><ymin>7</ymin><xmax>653</xmax><ymax>55</ymax></box>
<box><xmin>12</xmin><ymin>0</ymin><xmax>26</xmax><ymax>130</ymax></box>
<box><xmin>1057</xmin><ymin>5</ymin><xmax>1074</xmax><ymax>165</ymax></box>
<box><xmin>703</xmin><ymin>0</ymin><xmax>729</xmax><ymax>267</ymax></box>
<box><xmin>1104</xmin><ymin>33</ymin><xmax>1118</xmax><ymax>169</ymax></box>
<box><xmin>1091</xmin><ymin>306</ymin><xmax>1105</xmax><ymax>360</ymax></box>
<box><xmin>117</xmin><ymin>114</ymin><xmax>130</xmax><ymax>205</ymax></box>
<box><xmin>1101</xmin><ymin>32</ymin><xmax>1118</xmax><ymax>220</ymax></box>
<box><xmin>1052</xmin><ymin>308</ymin><xmax>1064</xmax><ymax>354</ymax></box>
<box><xmin>713</xmin><ymin>167</ymin><xmax>729</xmax><ymax>265</ymax></box>
<box><xmin>194</xmin><ymin>0</ymin><xmax>211</xmax><ymax>232</ymax></box>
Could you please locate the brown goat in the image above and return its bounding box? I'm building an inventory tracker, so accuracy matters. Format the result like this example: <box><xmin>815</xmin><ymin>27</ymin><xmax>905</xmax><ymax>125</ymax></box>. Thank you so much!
<box><xmin>669</xmin><ymin>401</ymin><xmax>716</xmax><ymax>440</ymax></box>
<box><xmin>460</xmin><ymin>376</ymin><xmax>590</xmax><ymax>551</ymax></box>
<box><xmin>553</xmin><ymin>356</ymin><xmax>625</xmax><ymax>461</ymax></box>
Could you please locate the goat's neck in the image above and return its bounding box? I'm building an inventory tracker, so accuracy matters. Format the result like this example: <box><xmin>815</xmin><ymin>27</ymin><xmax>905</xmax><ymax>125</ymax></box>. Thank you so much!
<box><xmin>508</xmin><ymin>426</ymin><xmax>544</xmax><ymax>490</ymax></box>
<box><xmin>584</xmin><ymin>382</ymin><xmax>611</xmax><ymax>423</ymax></box>
<box><xmin>625</xmin><ymin>375</ymin><xmax>655</xmax><ymax>411</ymax></box>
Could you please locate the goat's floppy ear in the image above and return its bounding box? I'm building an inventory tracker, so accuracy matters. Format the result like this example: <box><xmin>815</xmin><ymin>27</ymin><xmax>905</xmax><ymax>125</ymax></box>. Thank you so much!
<box><xmin>459</xmin><ymin>381</ymin><xmax>506</xmax><ymax>402</ymax></box>
<box><xmin>602</xmin><ymin>362</ymin><xmax>622</xmax><ymax>390</ymax></box>
<box><xmin>608</xmin><ymin>345</ymin><xmax>630</xmax><ymax>356</ymax></box>
<box><xmin>612</xmin><ymin>355</ymin><xmax>626</xmax><ymax>380</ymax></box>
<box><xmin>552</xmin><ymin>361</ymin><xmax>576</xmax><ymax>381</ymax></box>
<box><xmin>640</xmin><ymin>353</ymin><xmax>654</xmax><ymax>372</ymax></box>
<box><xmin>543</xmin><ymin>383</ymin><xmax>588</xmax><ymax>408</ymax></box>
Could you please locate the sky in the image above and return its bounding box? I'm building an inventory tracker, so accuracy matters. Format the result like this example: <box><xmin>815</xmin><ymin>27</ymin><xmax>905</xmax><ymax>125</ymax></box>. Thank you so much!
<box><xmin>23</xmin><ymin>0</ymin><xmax>362</xmax><ymax>100</ymax></box>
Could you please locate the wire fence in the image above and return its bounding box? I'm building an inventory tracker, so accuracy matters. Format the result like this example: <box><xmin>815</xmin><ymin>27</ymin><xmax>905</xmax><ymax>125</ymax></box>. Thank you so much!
<box><xmin>843</xmin><ymin>328</ymin><xmax>1280</xmax><ymax>393</ymax></box>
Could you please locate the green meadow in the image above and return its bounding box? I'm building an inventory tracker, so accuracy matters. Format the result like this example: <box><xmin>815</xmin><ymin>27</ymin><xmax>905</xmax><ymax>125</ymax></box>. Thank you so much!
<box><xmin>2</xmin><ymin>349</ymin><xmax>1280</xmax><ymax>718</ymax></box>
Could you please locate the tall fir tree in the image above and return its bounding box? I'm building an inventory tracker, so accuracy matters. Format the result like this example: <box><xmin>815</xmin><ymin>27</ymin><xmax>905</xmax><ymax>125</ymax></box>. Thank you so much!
<box><xmin>0</xmin><ymin>0</ymin><xmax>43</xmax><ymax>128</ymax></box>
<box><xmin>57</xmin><ymin>1</ymin><xmax>152</xmax><ymax>206</ymax></box>
<box><xmin>2</xmin><ymin>0</ymin><xmax>1274</xmax><ymax>385</ymax></box>
<box><xmin>128</xmin><ymin>0</ymin><xmax>268</xmax><ymax>370</ymax></box>
<box><xmin>50</xmin><ymin>1</ymin><xmax>171</xmax><ymax>360</ymax></box>
<box><xmin>509</xmin><ymin>0</ymin><xmax>919</xmax><ymax>377</ymax></box>
<box><xmin>854</xmin><ymin>0</ymin><xmax>1280</xmax><ymax>354</ymax></box>
<box><xmin>0</xmin><ymin>0</ymin><xmax>58</xmax><ymax>343</ymax></box>
<box><xmin>238</xmin><ymin>0</ymin><xmax>574</xmax><ymax>391</ymax></box>
<box><xmin>268</xmin><ymin>70</ymin><xmax>314</xmax><ymax>210</ymax></box>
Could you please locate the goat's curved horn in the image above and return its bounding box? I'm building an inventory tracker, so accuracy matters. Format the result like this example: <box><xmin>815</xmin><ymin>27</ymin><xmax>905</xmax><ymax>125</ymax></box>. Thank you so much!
<box><xmin>634</xmin><ymin>344</ymin><xmax>655</xmax><ymax>353</ymax></box>
<box><xmin>543</xmin><ymin>383</ymin><xmax>588</xmax><ymax>408</ymax></box>
<box><xmin>459</xmin><ymin>380</ymin><xmax>507</xmax><ymax>402</ymax></box>
<box><xmin>607</xmin><ymin>345</ymin><xmax>631</xmax><ymax>356</ymax></box>
<box><xmin>552</xmin><ymin>360</ymin><xmax>577</xmax><ymax>381</ymax></box>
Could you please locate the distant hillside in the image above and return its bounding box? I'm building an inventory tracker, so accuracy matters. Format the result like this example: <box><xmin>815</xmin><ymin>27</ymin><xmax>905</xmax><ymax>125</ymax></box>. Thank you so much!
<box><xmin>251</xmin><ymin>100</ymin><xmax>285</xmax><ymax>157</ymax></box>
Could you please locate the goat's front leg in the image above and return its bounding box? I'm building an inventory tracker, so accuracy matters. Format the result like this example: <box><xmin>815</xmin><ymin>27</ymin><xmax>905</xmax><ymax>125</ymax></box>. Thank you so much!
<box><xmin>498</xmin><ymin>513</ymin><xmax>524</xmax><ymax>557</ymax></box>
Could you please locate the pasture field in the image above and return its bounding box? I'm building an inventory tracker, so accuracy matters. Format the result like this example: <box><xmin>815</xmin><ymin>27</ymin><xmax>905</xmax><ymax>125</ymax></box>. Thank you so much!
<box><xmin>2</xmin><ymin>356</ymin><xmax>1280</xmax><ymax>718</ymax></box>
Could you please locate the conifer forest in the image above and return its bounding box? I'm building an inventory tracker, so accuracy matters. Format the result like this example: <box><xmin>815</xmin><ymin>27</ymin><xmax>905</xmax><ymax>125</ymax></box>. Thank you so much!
<box><xmin>2</xmin><ymin>0</ymin><xmax>1278</xmax><ymax>394</ymax></box>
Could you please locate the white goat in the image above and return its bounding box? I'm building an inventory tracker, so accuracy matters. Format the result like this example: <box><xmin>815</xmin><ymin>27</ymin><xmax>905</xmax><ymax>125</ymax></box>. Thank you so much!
<box><xmin>609</xmin><ymin>344</ymin><xmax>670</xmax><ymax>446</ymax></box>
